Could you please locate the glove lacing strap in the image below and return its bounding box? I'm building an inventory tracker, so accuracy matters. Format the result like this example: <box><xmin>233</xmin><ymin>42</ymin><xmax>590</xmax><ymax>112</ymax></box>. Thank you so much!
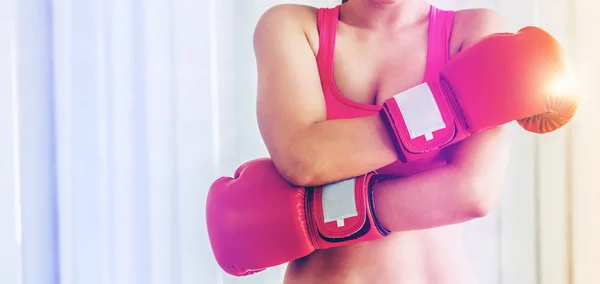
<box><xmin>368</xmin><ymin>173</ymin><xmax>391</xmax><ymax>236</ymax></box>
<box><xmin>306</xmin><ymin>173</ymin><xmax>391</xmax><ymax>249</ymax></box>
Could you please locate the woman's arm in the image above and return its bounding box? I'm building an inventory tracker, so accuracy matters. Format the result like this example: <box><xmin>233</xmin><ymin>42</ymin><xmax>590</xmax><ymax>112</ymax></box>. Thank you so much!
<box><xmin>254</xmin><ymin>5</ymin><xmax>510</xmax><ymax>198</ymax></box>
<box><xmin>372</xmin><ymin>9</ymin><xmax>513</xmax><ymax>228</ymax></box>
<box><xmin>374</xmin><ymin>125</ymin><xmax>510</xmax><ymax>230</ymax></box>
<box><xmin>254</xmin><ymin>5</ymin><xmax>398</xmax><ymax>186</ymax></box>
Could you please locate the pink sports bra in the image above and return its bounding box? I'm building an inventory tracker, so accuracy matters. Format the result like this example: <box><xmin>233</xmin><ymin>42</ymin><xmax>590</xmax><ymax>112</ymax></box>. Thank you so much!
<box><xmin>315</xmin><ymin>5</ymin><xmax>456</xmax><ymax>176</ymax></box>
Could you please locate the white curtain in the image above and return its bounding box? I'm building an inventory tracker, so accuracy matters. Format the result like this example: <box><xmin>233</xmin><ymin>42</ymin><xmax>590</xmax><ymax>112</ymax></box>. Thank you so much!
<box><xmin>9</xmin><ymin>0</ymin><xmax>224</xmax><ymax>283</ymax></box>
<box><xmin>0</xmin><ymin>0</ymin><xmax>21</xmax><ymax>283</ymax></box>
<box><xmin>1</xmin><ymin>0</ymin><xmax>599</xmax><ymax>284</ymax></box>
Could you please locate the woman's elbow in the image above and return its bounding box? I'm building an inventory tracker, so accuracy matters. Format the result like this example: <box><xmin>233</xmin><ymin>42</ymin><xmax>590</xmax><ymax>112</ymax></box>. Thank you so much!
<box><xmin>278</xmin><ymin>166</ymin><xmax>314</xmax><ymax>187</ymax></box>
<box><xmin>462</xmin><ymin>176</ymin><xmax>504</xmax><ymax>218</ymax></box>
<box><xmin>272</xmin><ymin>154</ymin><xmax>324</xmax><ymax>187</ymax></box>
<box><xmin>466</xmin><ymin>196</ymin><xmax>498</xmax><ymax>218</ymax></box>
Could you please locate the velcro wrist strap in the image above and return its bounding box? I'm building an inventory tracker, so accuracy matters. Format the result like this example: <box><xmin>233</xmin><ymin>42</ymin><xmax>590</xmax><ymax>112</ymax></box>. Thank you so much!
<box><xmin>308</xmin><ymin>173</ymin><xmax>386</xmax><ymax>249</ymax></box>
<box><xmin>367</xmin><ymin>175</ymin><xmax>391</xmax><ymax>236</ymax></box>
<box><xmin>381</xmin><ymin>82</ymin><xmax>459</xmax><ymax>162</ymax></box>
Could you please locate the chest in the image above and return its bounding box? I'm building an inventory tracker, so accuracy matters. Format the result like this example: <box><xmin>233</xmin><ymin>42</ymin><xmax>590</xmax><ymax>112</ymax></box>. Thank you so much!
<box><xmin>331</xmin><ymin>25</ymin><xmax>430</xmax><ymax>106</ymax></box>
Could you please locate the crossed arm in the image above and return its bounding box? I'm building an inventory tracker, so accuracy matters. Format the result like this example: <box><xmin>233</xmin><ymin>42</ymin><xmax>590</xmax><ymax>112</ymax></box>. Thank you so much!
<box><xmin>254</xmin><ymin>5</ymin><xmax>511</xmax><ymax>231</ymax></box>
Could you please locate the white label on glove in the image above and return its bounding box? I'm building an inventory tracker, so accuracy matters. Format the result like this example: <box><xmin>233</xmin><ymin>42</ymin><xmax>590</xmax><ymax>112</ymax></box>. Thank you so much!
<box><xmin>322</xmin><ymin>178</ymin><xmax>358</xmax><ymax>228</ymax></box>
<box><xmin>392</xmin><ymin>83</ymin><xmax>446</xmax><ymax>140</ymax></box>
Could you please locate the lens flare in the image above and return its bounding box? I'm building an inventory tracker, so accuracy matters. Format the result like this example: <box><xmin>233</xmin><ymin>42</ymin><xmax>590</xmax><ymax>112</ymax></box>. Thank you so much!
<box><xmin>547</xmin><ymin>72</ymin><xmax>578</xmax><ymax>97</ymax></box>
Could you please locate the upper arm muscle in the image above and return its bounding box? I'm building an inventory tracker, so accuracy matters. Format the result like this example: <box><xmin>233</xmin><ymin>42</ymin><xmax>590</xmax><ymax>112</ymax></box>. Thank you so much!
<box><xmin>449</xmin><ymin>9</ymin><xmax>512</xmax><ymax>171</ymax></box>
<box><xmin>456</xmin><ymin>8</ymin><xmax>511</xmax><ymax>52</ymax></box>
<box><xmin>253</xmin><ymin>5</ymin><xmax>325</xmax><ymax>167</ymax></box>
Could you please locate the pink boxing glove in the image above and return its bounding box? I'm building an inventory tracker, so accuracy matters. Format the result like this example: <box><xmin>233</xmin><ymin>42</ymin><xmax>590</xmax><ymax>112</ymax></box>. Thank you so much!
<box><xmin>380</xmin><ymin>26</ymin><xmax>579</xmax><ymax>163</ymax></box>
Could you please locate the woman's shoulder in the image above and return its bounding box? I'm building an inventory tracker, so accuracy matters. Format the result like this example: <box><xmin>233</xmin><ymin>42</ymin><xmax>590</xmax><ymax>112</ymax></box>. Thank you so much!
<box><xmin>451</xmin><ymin>8</ymin><xmax>510</xmax><ymax>53</ymax></box>
<box><xmin>254</xmin><ymin>4</ymin><xmax>324</xmax><ymax>55</ymax></box>
<box><xmin>453</xmin><ymin>8</ymin><xmax>508</xmax><ymax>33</ymax></box>
<box><xmin>255</xmin><ymin>4</ymin><xmax>320</xmax><ymax>33</ymax></box>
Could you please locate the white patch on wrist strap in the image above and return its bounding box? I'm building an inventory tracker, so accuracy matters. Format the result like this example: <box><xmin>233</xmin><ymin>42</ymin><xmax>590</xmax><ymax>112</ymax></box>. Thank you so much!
<box><xmin>321</xmin><ymin>178</ymin><xmax>358</xmax><ymax>228</ymax></box>
<box><xmin>392</xmin><ymin>83</ymin><xmax>446</xmax><ymax>140</ymax></box>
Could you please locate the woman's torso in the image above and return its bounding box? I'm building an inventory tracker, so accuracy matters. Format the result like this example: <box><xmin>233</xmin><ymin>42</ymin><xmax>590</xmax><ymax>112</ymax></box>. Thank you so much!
<box><xmin>283</xmin><ymin>4</ymin><xmax>478</xmax><ymax>284</ymax></box>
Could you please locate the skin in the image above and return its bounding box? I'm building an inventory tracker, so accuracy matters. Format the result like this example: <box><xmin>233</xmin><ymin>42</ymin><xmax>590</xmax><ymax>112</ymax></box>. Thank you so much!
<box><xmin>253</xmin><ymin>0</ymin><xmax>511</xmax><ymax>283</ymax></box>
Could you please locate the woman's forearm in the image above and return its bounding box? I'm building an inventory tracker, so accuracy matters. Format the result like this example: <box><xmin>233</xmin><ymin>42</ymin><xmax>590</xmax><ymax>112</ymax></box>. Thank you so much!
<box><xmin>373</xmin><ymin>127</ymin><xmax>509</xmax><ymax>231</ymax></box>
<box><xmin>373</xmin><ymin>164</ymin><xmax>498</xmax><ymax>232</ymax></box>
<box><xmin>276</xmin><ymin>114</ymin><xmax>398</xmax><ymax>187</ymax></box>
